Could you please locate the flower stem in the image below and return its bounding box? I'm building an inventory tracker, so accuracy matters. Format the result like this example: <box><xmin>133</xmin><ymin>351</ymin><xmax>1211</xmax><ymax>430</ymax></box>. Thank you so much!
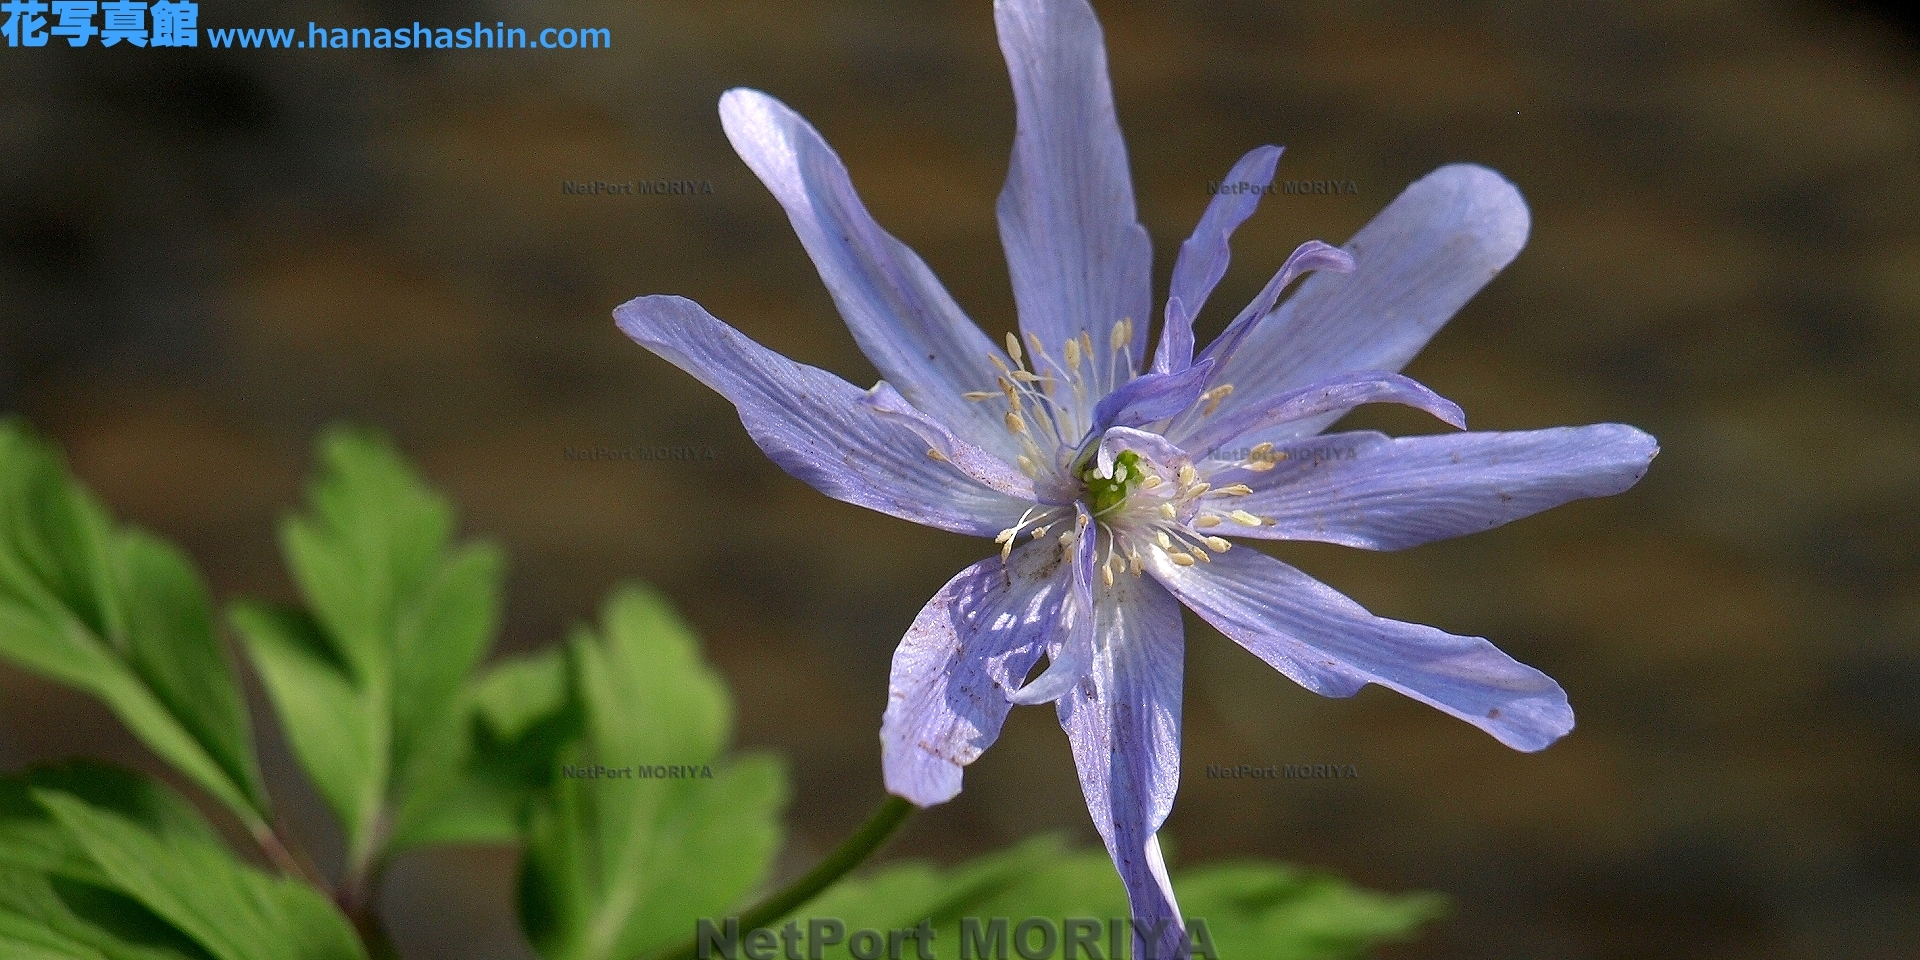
<box><xmin>647</xmin><ymin>794</ymin><xmax>916</xmax><ymax>960</ymax></box>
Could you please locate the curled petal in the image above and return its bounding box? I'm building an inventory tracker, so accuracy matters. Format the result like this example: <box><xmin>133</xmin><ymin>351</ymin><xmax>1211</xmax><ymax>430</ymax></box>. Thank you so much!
<box><xmin>1204</xmin><ymin>164</ymin><xmax>1530</xmax><ymax>433</ymax></box>
<box><xmin>1056</xmin><ymin>570</ymin><xmax>1190</xmax><ymax>959</ymax></box>
<box><xmin>1095</xmin><ymin>426</ymin><xmax>1191</xmax><ymax>481</ymax></box>
<box><xmin>1008</xmin><ymin>502</ymin><xmax>1098</xmax><ymax>705</ymax></box>
<box><xmin>996</xmin><ymin>0</ymin><xmax>1153</xmax><ymax>374</ymax></box>
<box><xmin>1154</xmin><ymin>145</ymin><xmax>1284</xmax><ymax>375</ymax></box>
<box><xmin>616</xmin><ymin>295</ymin><xmax>1031</xmax><ymax>537</ymax></box>
<box><xmin>1196</xmin><ymin>240</ymin><xmax>1355</xmax><ymax>374</ymax></box>
<box><xmin>719</xmin><ymin>89</ymin><xmax>1015</xmax><ymax>458</ymax></box>
<box><xmin>1216</xmin><ymin>426</ymin><xmax>1659</xmax><ymax>550</ymax></box>
<box><xmin>882</xmin><ymin>541</ymin><xmax>1068</xmax><ymax>806</ymax></box>
<box><xmin>1179</xmin><ymin>370</ymin><xmax>1465</xmax><ymax>457</ymax></box>
<box><xmin>1090</xmin><ymin>359</ymin><xmax>1216</xmax><ymax>435</ymax></box>
<box><xmin>1151</xmin><ymin>545</ymin><xmax>1573</xmax><ymax>751</ymax></box>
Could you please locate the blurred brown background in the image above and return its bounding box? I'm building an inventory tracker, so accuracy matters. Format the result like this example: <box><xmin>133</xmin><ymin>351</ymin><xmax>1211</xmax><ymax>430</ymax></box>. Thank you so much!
<box><xmin>3</xmin><ymin>1</ymin><xmax>1917</xmax><ymax>958</ymax></box>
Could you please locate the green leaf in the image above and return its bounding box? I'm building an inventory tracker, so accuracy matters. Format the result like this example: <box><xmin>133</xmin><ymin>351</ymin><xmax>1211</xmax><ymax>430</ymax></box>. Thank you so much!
<box><xmin>35</xmin><ymin>790</ymin><xmax>367</xmax><ymax>960</ymax></box>
<box><xmin>0</xmin><ymin>763</ymin><xmax>243</xmax><ymax>960</ymax></box>
<box><xmin>0</xmin><ymin>422</ymin><xmax>268</xmax><ymax>833</ymax></box>
<box><xmin>230</xmin><ymin>427</ymin><xmax>506</xmax><ymax>870</ymax></box>
<box><xmin>226</xmin><ymin>604</ymin><xmax>376</xmax><ymax>846</ymax></box>
<box><xmin>387</xmin><ymin>648</ymin><xmax>578</xmax><ymax>851</ymax></box>
<box><xmin>518</xmin><ymin>586</ymin><xmax>788</xmax><ymax>960</ymax></box>
<box><xmin>763</xmin><ymin>837</ymin><xmax>1445</xmax><ymax>960</ymax></box>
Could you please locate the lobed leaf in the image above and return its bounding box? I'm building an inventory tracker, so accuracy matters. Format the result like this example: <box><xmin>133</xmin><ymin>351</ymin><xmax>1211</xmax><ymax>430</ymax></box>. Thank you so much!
<box><xmin>229</xmin><ymin>427</ymin><xmax>506</xmax><ymax>870</ymax></box>
<box><xmin>0</xmin><ymin>423</ymin><xmax>267</xmax><ymax>834</ymax></box>
<box><xmin>518</xmin><ymin>586</ymin><xmax>788</xmax><ymax>960</ymax></box>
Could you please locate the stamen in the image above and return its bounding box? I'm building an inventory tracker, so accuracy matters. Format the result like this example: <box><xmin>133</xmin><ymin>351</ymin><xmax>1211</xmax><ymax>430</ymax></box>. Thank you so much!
<box><xmin>1194</xmin><ymin>515</ymin><xmax>1223</xmax><ymax>528</ymax></box>
<box><xmin>1102</xmin><ymin>563</ymin><xmax>1115</xmax><ymax>586</ymax></box>
<box><xmin>1229</xmin><ymin>509</ymin><xmax>1264</xmax><ymax>526</ymax></box>
<box><xmin>1017</xmin><ymin>454</ymin><xmax>1037</xmax><ymax>477</ymax></box>
<box><xmin>1212</xmin><ymin>484</ymin><xmax>1253</xmax><ymax>496</ymax></box>
<box><xmin>1177</xmin><ymin>465</ymin><xmax>1197</xmax><ymax>486</ymax></box>
<box><xmin>1159</xmin><ymin>502</ymin><xmax>1177</xmax><ymax>520</ymax></box>
<box><xmin>1199</xmin><ymin>384</ymin><xmax>1234</xmax><ymax>416</ymax></box>
<box><xmin>1202</xmin><ymin>536</ymin><xmax>1232</xmax><ymax>552</ymax></box>
<box><xmin>1063</xmin><ymin>336</ymin><xmax>1082</xmax><ymax>371</ymax></box>
<box><xmin>926</xmin><ymin>448</ymin><xmax>949</xmax><ymax>462</ymax></box>
<box><xmin>1005</xmin><ymin>332</ymin><xmax>1023</xmax><ymax>366</ymax></box>
<box><xmin>1141</xmin><ymin>475</ymin><xmax>1164</xmax><ymax>490</ymax></box>
<box><xmin>1168</xmin><ymin>552</ymin><xmax>1196</xmax><ymax>566</ymax></box>
<box><xmin>1109</xmin><ymin>318</ymin><xmax>1131</xmax><ymax>351</ymax></box>
<box><xmin>1155</xmin><ymin>531</ymin><xmax>1173</xmax><ymax>549</ymax></box>
<box><xmin>963</xmin><ymin>391</ymin><xmax>996</xmax><ymax>401</ymax></box>
<box><xmin>1188</xmin><ymin>547</ymin><xmax>1210</xmax><ymax>563</ymax></box>
<box><xmin>1005</xmin><ymin>411</ymin><xmax>1029</xmax><ymax>435</ymax></box>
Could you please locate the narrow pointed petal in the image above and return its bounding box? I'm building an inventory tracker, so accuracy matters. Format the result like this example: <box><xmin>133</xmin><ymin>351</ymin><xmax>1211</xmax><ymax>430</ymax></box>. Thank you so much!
<box><xmin>1179</xmin><ymin>370</ymin><xmax>1465</xmax><ymax>457</ymax></box>
<box><xmin>1216</xmin><ymin>426</ymin><xmax>1659</xmax><ymax>550</ymax></box>
<box><xmin>1195</xmin><ymin>240</ymin><xmax>1354</xmax><ymax>373</ymax></box>
<box><xmin>1056</xmin><ymin>571</ymin><xmax>1189</xmax><ymax>959</ymax></box>
<box><xmin>1154</xmin><ymin>145</ymin><xmax>1284</xmax><ymax>375</ymax></box>
<box><xmin>863</xmin><ymin>382</ymin><xmax>1037</xmax><ymax>501</ymax></box>
<box><xmin>719</xmin><ymin>89</ymin><xmax>1014</xmax><ymax>456</ymax></box>
<box><xmin>1150</xmin><ymin>546</ymin><xmax>1572</xmax><ymax>751</ymax></box>
<box><xmin>882</xmin><ymin>541</ymin><xmax>1067</xmax><ymax>806</ymax></box>
<box><xmin>1090</xmin><ymin>359</ymin><xmax>1215</xmax><ymax>434</ymax></box>
<box><xmin>616</xmin><ymin>295</ymin><xmax>1032</xmax><ymax>537</ymax></box>
<box><xmin>996</xmin><ymin>0</ymin><xmax>1153</xmax><ymax>374</ymax></box>
<box><xmin>1205</xmin><ymin>164</ymin><xmax>1530</xmax><ymax>433</ymax></box>
<box><xmin>1009</xmin><ymin>503</ymin><xmax>1098</xmax><ymax>705</ymax></box>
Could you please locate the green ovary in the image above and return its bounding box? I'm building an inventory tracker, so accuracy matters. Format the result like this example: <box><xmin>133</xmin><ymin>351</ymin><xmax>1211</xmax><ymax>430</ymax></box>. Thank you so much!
<box><xmin>1083</xmin><ymin>449</ymin><xmax>1145</xmax><ymax>516</ymax></box>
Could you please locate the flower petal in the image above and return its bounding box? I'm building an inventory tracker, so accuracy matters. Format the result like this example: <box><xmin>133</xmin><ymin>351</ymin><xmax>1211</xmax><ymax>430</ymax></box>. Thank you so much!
<box><xmin>718</xmin><ymin>89</ymin><xmax>1015</xmax><ymax>457</ymax></box>
<box><xmin>1154</xmin><ymin>145</ymin><xmax>1284</xmax><ymax>375</ymax></box>
<box><xmin>863</xmin><ymin>382</ymin><xmax>1039</xmax><ymax>502</ymax></box>
<box><xmin>1193</xmin><ymin>239</ymin><xmax>1354</xmax><ymax>374</ymax></box>
<box><xmin>1008</xmin><ymin>503</ymin><xmax>1098</xmax><ymax>705</ymax></box>
<box><xmin>1055</xmin><ymin>569</ymin><xmax>1189</xmax><ymax>959</ymax></box>
<box><xmin>1089</xmin><ymin>359</ymin><xmax>1215</xmax><ymax>434</ymax></box>
<box><xmin>881</xmin><ymin>541</ymin><xmax>1067</xmax><ymax>806</ymax></box>
<box><xmin>616</xmin><ymin>295</ymin><xmax>1032</xmax><ymax>536</ymax></box>
<box><xmin>1217</xmin><ymin>426</ymin><xmax>1659</xmax><ymax>550</ymax></box>
<box><xmin>1150</xmin><ymin>545</ymin><xmax>1572</xmax><ymax>751</ymax></box>
<box><xmin>1204</xmin><ymin>164</ymin><xmax>1530</xmax><ymax>433</ymax></box>
<box><xmin>1178</xmin><ymin>370</ymin><xmax>1465</xmax><ymax>458</ymax></box>
<box><xmin>996</xmin><ymin>0</ymin><xmax>1153</xmax><ymax>379</ymax></box>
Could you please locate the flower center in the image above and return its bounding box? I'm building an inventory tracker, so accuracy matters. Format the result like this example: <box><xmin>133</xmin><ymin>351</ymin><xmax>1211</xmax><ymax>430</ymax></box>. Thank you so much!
<box><xmin>1082</xmin><ymin>449</ymin><xmax>1144</xmax><ymax>517</ymax></box>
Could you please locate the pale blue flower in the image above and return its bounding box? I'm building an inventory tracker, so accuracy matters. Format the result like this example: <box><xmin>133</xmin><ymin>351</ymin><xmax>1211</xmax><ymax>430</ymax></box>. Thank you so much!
<box><xmin>615</xmin><ymin>1</ymin><xmax>1655</xmax><ymax>956</ymax></box>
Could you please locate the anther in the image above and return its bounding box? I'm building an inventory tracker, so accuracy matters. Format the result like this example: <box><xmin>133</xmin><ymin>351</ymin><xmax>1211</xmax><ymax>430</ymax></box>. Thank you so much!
<box><xmin>1159</xmin><ymin>503</ymin><xmax>1177</xmax><ymax>520</ymax></box>
<box><xmin>1155</xmin><ymin>531</ymin><xmax>1173</xmax><ymax>549</ymax></box>
<box><xmin>1006</xmin><ymin>332</ymin><xmax>1023</xmax><ymax>366</ymax></box>
<box><xmin>1017</xmin><ymin>454</ymin><xmax>1037</xmax><ymax>477</ymax></box>
<box><xmin>926</xmin><ymin>448</ymin><xmax>949</xmax><ymax>462</ymax></box>
<box><xmin>1110</xmin><ymin>319</ymin><xmax>1131</xmax><ymax>351</ymax></box>
<box><xmin>1064</xmin><ymin>336</ymin><xmax>1082</xmax><ymax>371</ymax></box>
<box><xmin>1194</xmin><ymin>515</ymin><xmax>1223</xmax><ymax>528</ymax></box>
<box><xmin>1229</xmin><ymin>510</ymin><xmax>1264</xmax><ymax>526</ymax></box>
<box><xmin>1213</xmin><ymin>484</ymin><xmax>1253</xmax><ymax>496</ymax></box>
<box><xmin>1005</xmin><ymin>411</ymin><xmax>1029</xmax><ymax>435</ymax></box>
<box><xmin>1177</xmin><ymin>465</ymin><xmax>1197</xmax><ymax>486</ymax></box>
<box><xmin>1141</xmin><ymin>475</ymin><xmax>1164</xmax><ymax>490</ymax></box>
<box><xmin>963</xmin><ymin>391</ymin><xmax>996</xmax><ymax>401</ymax></box>
<box><xmin>1168</xmin><ymin>552</ymin><xmax>1195</xmax><ymax>566</ymax></box>
<box><xmin>1199</xmin><ymin>384</ymin><xmax>1234</xmax><ymax>416</ymax></box>
<box><xmin>1202</xmin><ymin>536</ymin><xmax>1231</xmax><ymax>552</ymax></box>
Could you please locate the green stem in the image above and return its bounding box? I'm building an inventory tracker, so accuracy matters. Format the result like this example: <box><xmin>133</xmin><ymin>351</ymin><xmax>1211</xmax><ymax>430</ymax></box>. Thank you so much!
<box><xmin>646</xmin><ymin>794</ymin><xmax>916</xmax><ymax>960</ymax></box>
